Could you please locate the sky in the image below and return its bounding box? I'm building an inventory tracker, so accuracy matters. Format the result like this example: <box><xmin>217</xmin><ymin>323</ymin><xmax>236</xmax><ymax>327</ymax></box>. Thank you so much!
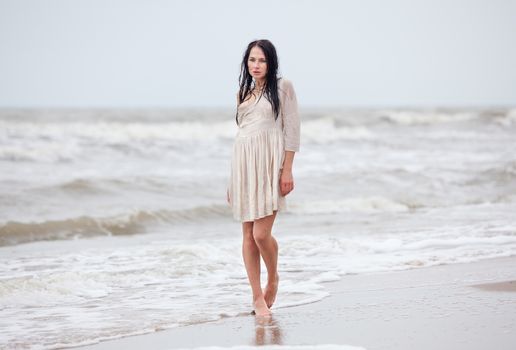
<box><xmin>1</xmin><ymin>0</ymin><xmax>515</xmax><ymax>108</ymax></box>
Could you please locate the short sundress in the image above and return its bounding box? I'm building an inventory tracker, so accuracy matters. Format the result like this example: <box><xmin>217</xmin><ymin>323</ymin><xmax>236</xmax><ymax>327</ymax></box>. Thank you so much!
<box><xmin>228</xmin><ymin>78</ymin><xmax>300</xmax><ymax>222</ymax></box>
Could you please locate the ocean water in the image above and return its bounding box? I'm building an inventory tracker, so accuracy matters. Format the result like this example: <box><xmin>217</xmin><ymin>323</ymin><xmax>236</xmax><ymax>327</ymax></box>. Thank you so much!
<box><xmin>1</xmin><ymin>108</ymin><xmax>516</xmax><ymax>349</ymax></box>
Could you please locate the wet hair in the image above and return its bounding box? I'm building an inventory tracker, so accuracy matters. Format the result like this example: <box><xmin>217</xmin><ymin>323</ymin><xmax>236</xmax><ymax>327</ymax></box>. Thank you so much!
<box><xmin>236</xmin><ymin>39</ymin><xmax>280</xmax><ymax>125</ymax></box>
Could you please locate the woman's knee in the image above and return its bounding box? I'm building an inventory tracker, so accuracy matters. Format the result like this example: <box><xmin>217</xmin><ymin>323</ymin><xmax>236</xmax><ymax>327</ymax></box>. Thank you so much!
<box><xmin>242</xmin><ymin>227</ymin><xmax>259</xmax><ymax>251</ymax></box>
<box><xmin>253</xmin><ymin>228</ymin><xmax>270</xmax><ymax>244</ymax></box>
<box><xmin>242</xmin><ymin>223</ymin><xmax>254</xmax><ymax>241</ymax></box>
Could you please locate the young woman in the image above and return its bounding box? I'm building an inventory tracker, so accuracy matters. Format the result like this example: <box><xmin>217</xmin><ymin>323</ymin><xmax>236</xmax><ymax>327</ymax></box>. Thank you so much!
<box><xmin>227</xmin><ymin>39</ymin><xmax>300</xmax><ymax>317</ymax></box>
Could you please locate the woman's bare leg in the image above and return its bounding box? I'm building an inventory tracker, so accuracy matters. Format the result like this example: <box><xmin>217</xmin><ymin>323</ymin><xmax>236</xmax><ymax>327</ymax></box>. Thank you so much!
<box><xmin>242</xmin><ymin>221</ymin><xmax>270</xmax><ymax>316</ymax></box>
<box><xmin>253</xmin><ymin>211</ymin><xmax>280</xmax><ymax>308</ymax></box>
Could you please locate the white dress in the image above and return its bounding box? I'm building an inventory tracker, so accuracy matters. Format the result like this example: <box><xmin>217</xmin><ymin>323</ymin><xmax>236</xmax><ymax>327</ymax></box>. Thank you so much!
<box><xmin>228</xmin><ymin>78</ymin><xmax>300</xmax><ymax>222</ymax></box>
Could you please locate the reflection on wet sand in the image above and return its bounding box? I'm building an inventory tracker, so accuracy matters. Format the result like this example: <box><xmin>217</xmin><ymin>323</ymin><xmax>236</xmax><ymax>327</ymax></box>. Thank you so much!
<box><xmin>253</xmin><ymin>315</ymin><xmax>283</xmax><ymax>345</ymax></box>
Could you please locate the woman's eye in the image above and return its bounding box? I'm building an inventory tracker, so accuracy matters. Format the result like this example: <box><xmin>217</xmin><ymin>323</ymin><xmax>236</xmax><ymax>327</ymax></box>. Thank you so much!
<box><xmin>249</xmin><ymin>58</ymin><xmax>267</xmax><ymax>63</ymax></box>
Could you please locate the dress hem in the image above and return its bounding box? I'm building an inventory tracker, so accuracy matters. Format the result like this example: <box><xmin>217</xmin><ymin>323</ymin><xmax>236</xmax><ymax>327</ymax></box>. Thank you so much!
<box><xmin>234</xmin><ymin>207</ymin><xmax>284</xmax><ymax>223</ymax></box>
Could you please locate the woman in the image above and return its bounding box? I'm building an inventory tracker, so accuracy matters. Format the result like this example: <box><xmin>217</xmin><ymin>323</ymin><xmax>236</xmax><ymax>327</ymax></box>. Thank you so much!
<box><xmin>227</xmin><ymin>39</ymin><xmax>300</xmax><ymax>317</ymax></box>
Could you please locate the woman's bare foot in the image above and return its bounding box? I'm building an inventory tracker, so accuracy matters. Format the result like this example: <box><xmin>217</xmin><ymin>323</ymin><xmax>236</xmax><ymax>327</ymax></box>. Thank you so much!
<box><xmin>263</xmin><ymin>273</ymin><xmax>279</xmax><ymax>308</ymax></box>
<box><xmin>253</xmin><ymin>297</ymin><xmax>272</xmax><ymax>317</ymax></box>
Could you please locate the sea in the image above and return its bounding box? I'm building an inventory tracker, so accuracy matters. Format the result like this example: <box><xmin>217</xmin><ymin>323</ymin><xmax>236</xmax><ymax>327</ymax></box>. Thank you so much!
<box><xmin>1</xmin><ymin>107</ymin><xmax>516</xmax><ymax>349</ymax></box>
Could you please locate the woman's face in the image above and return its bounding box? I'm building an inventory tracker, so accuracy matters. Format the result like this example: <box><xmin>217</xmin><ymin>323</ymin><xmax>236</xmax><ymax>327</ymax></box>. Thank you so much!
<box><xmin>248</xmin><ymin>46</ymin><xmax>267</xmax><ymax>82</ymax></box>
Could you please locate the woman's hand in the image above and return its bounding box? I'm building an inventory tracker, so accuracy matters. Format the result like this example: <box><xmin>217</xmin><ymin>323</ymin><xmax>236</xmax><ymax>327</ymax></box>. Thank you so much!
<box><xmin>280</xmin><ymin>169</ymin><xmax>294</xmax><ymax>196</ymax></box>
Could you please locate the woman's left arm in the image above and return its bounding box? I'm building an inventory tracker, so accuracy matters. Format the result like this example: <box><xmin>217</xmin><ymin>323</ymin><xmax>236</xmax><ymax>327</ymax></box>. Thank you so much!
<box><xmin>280</xmin><ymin>79</ymin><xmax>300</xmax><ymax>196</ymax></box>
<box><xmin>280</xmin><ymin>151</ymin><xmax>296</xmax><ymax>196</ymax></box>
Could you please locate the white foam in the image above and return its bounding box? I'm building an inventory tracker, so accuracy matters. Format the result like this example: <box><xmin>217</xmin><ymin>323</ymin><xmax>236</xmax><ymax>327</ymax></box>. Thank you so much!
<box><xmin>0</xmin><ymin>119</ymin><xmax>237</xmax><ymax>163</ymax></box>
<box><xmin>2</xmin><ymin>224</ymin><xmax>516</xmax><ymax>348</ymax></box>
<box><xmin>381</xmin><ymin>110</ymin><xmax>477</xmax><ymax>125</ymax></box>
<box><xmin>0</xmin><ymin>119</ymin><xmax>237</xmax><ymax>142</ymax></box>
<box><xmin>288</xmin><ymin>197</ymin><xmax>409</xmax><ymax>214</ymax></box>
<box><xmin>0</xmin><ymin>118</ymin><xmax>375</xmax><ymax>163</ymax></box>
<box><xmin>301</xmin><ymin>118</ymin><xmax>374</xmax><ymax>142</ymax></box>
<box><xmin>494</xmin><ymin>108</ymin><xmax>516</xmax><ymax>127</ymax></box>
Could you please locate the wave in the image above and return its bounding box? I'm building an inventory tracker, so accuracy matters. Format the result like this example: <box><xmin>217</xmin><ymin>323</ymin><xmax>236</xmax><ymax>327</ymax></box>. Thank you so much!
<box><xmin>490</xmin><ymin>108</ymin><xmax>516</xmax><ymax>127</ymax></box>
<box><xmin>0</xmin><ymin>119</ymin><xmax>377</xmax><ymax>163</ymax></box>
<box><xmin>288</xmin><ymin>197</ymin><xmax>411</xmax><ymax>214</ymax></box>
<box><xmin>2</xmin><ymin>108</ymin><xmax>514</xmax><ymax>164</ymax></box>
<box><xmin>0</xmin><ymin>197</ymin><xmax>414</xmax><ymax>247</ymax></box>
<box><xmin>0</xmin><ymin>119</ymin><xmax>236</xmax><ymax>145</ymax></box>
<box><xmin>465</xmin><ymin>161</ymin><xmax>516</xmax><ymax>186</ymax></box>
<box><xmin>2</xmin><ymin>108</ymin><xmax>513</xmax><ymax>129</ymax></box>
<box><xmin>57</xmin><ymin>178</ymin><xmax>110</xmax><ymax>193</ymax></box>
<box><xmin>378</xmin><ymin>108</ymin><xmax>515</xmax><ymax>126</ymax></box>
<box><xmin>33</xmin><ymin>177</ymin><xmax>170</xmax><ymax>195</ymax></box>
<box><xmin>378</xmin><ymin>110</ymin><xmax>479</xmax><ymax>125</ymax></box>
<box><xmin>0</xmin><ymin>205</ymin><xmax>232</xmax><ymax>247</ymax></box>
<box><xmin>301</xmin><ymin>118</ymin><xmax>375</xmax><ymax>141</ymax></box>
<box><xmin>0</xmin><ymin>120</ymin><xmax>375</xmax><ymax>163</ymax></box>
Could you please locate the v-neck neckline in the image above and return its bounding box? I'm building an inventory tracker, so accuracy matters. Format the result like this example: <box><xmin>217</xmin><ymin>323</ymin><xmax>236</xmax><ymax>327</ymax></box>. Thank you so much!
<box><xmin>239</xmin><ymin>92</ymin><xmax>263</xmax><ymax>110</ymax></box>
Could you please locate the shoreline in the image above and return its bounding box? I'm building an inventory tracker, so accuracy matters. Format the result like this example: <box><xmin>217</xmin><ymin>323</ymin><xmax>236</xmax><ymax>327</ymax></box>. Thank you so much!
<box><xmin>77</xmin><ymin>256</ymin><xmax>516</xmax><ymax>350</ymax></box>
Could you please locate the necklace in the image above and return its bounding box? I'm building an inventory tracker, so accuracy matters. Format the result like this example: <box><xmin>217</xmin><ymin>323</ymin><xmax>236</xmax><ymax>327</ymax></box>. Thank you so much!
<box><xmin>253</xmin><ymin>85</ymin><xmax>265</xmax><ymax>94</ymax></box>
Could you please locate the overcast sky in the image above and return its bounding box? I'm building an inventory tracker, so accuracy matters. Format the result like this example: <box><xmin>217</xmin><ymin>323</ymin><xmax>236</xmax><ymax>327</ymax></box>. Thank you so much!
<box><xmin>1</xmin><ymin>0</ymin><xmax>515</xmax><ymax>108</ymax></box>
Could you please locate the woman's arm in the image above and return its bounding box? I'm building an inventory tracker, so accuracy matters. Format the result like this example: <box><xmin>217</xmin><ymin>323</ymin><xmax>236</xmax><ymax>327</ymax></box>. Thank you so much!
<box><xmin>279</xmin><ymin>79</ymin><xmax>300</xmax><ymax>196</ymax></box>
<box><xmin>280</xmin><ymin>151</ymin><xmax>295</xmax><ymax>196</ymax></box>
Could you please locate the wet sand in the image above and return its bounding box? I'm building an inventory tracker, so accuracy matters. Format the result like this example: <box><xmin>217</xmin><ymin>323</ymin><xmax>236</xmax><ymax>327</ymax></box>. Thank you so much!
<box><xmin>473</xmin><ymin>280</ymin><xmax>516</xmax><ymax>292</ymax></box>
<box><xmin>78</xmin><ymin>256</ymin><xmax>516</xmax><ymax>350</ymax></box>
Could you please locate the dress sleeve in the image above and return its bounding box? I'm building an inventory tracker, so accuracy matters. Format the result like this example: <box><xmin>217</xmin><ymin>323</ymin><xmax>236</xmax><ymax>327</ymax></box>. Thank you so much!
<box><xmin>280</xmin><ymin>79</ymin><xmax>300</xmax><ymax>152</ymax></box>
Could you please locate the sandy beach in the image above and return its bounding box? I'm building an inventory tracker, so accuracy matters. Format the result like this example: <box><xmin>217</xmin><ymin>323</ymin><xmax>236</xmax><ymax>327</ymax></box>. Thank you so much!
<box><xmin>78</xmin><ymin>255</ymin><xmax>516</xmax><ymax>350</ymax></box>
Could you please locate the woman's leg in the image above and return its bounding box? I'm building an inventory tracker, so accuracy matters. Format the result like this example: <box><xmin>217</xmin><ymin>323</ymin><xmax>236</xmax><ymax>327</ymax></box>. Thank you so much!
<box><xmin>242</xmin><ymin>221</ymin><xmax>270</xmax><ymax>316</ymax></box>
<box><xmin>253</xmin><ymin>211</ymin><xmax>280</xmax><ymax>309</ymax></box>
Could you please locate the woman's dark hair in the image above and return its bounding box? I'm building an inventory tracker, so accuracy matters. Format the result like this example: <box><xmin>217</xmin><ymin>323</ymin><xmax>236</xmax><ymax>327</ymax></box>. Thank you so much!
<box><xmin>236</xmin><ymin>39</ymin><xmax>280</xmax><ymax>124</ymax></box>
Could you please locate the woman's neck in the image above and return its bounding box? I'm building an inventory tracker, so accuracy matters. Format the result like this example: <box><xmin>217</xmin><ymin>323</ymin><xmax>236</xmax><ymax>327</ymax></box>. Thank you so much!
<box><xmin>254</xmin><ymin>79</ymin><xmax>266</xmax><ymax>89</ymax></box>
